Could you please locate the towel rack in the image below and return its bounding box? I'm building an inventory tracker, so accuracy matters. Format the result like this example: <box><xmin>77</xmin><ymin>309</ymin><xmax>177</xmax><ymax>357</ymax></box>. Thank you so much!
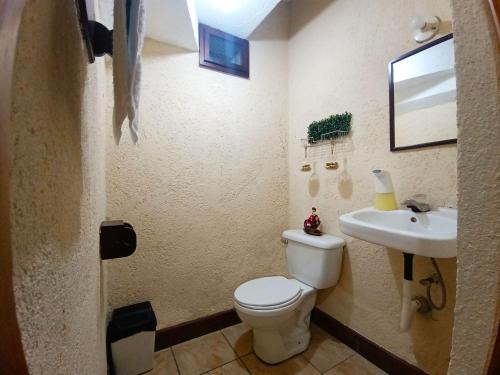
<box><xmin>75</xmin><ymin>0</ymin><xmax>113</xmax><ymax>63</ymax></box>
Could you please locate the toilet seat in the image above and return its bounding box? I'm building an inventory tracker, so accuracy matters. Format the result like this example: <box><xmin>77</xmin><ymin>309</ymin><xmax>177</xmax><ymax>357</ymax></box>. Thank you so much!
<box><xmin>234</xmin><ymin>276</ymin><xmax>302</xmax><ymax>311</ymax></box>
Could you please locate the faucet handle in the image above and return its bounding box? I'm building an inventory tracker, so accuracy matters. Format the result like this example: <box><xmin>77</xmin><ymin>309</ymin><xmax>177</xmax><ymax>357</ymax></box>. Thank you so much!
<box><xmin>401</xmin><ymin>198</ymin><xmax>414</xmax><ymax>206</ymax></box>
<box><xmin>412</xmin><ymin>193</ymin><xmax>427</xmax><ymax>202</ymax></box>
<box><xmin>401</xmin><ymin>194</ymin><xmax>428</xmax><ymax>205</ymax></box>
<box><xmin>402</xmin><ymin>198</ymin><xmax>431</xmax><ymax>213</ymax></box>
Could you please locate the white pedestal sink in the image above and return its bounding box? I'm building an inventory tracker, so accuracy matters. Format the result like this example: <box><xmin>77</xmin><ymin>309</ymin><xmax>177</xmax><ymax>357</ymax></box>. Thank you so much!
<box><xmin>339</xmin><ymin>207</ymin><xmax>457</xmax><ymax>331</ymax></box>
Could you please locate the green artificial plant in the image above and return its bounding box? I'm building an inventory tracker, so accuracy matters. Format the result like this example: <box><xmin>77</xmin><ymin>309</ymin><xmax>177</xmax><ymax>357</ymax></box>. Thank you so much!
<box><xmin>307</xmin><ymin>112</ymin><xmax>352</xmax><ymax>143</ymax></box>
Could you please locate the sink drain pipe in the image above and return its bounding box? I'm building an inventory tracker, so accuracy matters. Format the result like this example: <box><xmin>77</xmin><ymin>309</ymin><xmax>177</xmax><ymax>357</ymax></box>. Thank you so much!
<box><xmin>400</xmin><ymin>253</ymin><xmax>421</xmax><ymax>332</ymax></box>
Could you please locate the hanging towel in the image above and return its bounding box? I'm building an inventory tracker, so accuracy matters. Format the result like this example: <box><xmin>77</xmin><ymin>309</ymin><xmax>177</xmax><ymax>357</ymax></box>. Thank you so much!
<box><xmin>113</xmin><ymin>0</ymin><xmax>145</xmax><ymax>144</ymax></box>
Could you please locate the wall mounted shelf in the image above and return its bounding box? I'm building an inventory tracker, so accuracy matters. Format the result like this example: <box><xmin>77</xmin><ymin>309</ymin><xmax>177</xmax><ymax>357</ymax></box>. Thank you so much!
<box><xmin>300</xmin><ymin>130</ymin><xmax>349</xmax><ymax>158</ymax></box>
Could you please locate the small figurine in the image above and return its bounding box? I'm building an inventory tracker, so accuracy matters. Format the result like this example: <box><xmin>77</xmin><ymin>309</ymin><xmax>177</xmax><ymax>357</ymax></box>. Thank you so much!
<box><xmin>304</xmin><ymin>207</ymin><xmax>322</xmax><ymax>236</ymax></box>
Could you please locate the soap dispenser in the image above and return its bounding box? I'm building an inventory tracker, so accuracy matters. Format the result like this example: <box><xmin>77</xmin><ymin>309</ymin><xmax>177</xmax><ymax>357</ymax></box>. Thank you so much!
<box><xmin>372</xmin><ymin>169</ymin><xmax>398</xmax><ymax>210</ymax></box>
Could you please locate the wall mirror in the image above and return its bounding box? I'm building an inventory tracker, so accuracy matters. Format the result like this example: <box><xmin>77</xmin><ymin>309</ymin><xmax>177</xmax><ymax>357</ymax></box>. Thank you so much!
<box><xmin>389</xmin><ymin>34</ymin><xmax>457</xmax><ymax>151</ymax></box>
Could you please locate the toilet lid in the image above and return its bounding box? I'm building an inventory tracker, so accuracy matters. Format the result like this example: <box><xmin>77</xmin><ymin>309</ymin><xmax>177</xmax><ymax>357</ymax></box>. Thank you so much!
<box><xmin>234</xmin><ymin>276</ymin><xmax>302</xmax><ymax>309</ymax></box>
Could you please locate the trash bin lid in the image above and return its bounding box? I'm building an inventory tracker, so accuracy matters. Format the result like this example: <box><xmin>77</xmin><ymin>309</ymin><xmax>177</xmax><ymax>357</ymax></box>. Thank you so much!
<box><xmin>108</xmin><ymin>301</ymin><xmax>157</xmax><ymax>343</ymax></box>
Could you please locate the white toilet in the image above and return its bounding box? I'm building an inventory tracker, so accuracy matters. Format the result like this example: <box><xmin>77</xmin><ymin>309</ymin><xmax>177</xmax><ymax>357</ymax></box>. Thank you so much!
<box><xmin>233</xmin><ymin>229</ymin><xmax>345</xmax><ymax>364</ymax></box>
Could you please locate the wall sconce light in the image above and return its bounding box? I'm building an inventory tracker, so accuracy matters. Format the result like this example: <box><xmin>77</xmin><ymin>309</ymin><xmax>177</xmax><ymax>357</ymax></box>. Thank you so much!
<box><xmin>411</xmin><ymin>16</ymin><xmax>441</xmax><ymax>43</ymax></box>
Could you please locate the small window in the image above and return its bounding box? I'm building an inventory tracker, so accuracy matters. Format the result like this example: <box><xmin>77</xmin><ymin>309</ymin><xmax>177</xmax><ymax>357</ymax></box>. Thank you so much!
<box><xmin>199</xmin><ymin>24</ymin><xmax>249</xmax><ymax>79</ymax></box>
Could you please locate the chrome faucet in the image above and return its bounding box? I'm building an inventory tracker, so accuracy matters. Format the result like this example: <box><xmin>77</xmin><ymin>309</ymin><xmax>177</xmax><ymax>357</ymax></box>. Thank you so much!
<box><xmin>402</xmin><ymin>198</ymin><xmax>431</xmax><ymax>213</ymax></box>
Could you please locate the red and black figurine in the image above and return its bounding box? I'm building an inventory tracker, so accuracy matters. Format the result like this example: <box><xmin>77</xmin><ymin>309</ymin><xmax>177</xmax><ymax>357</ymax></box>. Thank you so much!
<box><xmin>303</xmin><ymin>207</ymin><xmax>322</xmax><ymax>236</ymax></box>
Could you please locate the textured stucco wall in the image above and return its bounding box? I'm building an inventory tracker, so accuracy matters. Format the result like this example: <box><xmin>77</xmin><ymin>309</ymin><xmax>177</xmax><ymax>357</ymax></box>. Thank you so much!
<box><xmin>105</xmin><ymin>4</ymin><xmax>289</xmax><ymax>328</ymax></box>
<box><xmin>288</xmin><ymin>1</ymin><xmax>457</xmax><ymax>374</ymax></box>
<box><xmin>448</xmin><ymin>0</ymin><xmax>500</xmax><ymax>374</ymax></box>
<box><xmin>10</xmin><ymin>1</ymin><xmax>108</xmax><ymax>374</ymax></box>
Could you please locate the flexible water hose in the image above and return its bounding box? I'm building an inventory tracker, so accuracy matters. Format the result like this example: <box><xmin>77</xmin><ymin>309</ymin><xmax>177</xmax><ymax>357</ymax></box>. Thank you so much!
<box><xmin>427</xmin><ymin>258</ymin><xmax>446</xmax><ymax>310</ymax></box>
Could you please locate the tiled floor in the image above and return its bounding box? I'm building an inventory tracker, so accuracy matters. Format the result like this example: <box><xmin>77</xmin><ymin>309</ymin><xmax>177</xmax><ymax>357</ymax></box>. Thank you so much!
<box><xmin>148</xmin><ymin>323</ymin><xmax>387</xmax><ymax>375</ymax></box>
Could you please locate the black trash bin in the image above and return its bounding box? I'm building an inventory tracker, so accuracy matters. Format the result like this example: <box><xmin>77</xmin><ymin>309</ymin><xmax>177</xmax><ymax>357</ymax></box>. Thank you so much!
<box><xmin>107</xmin><ymin>301</ymin><xmax>157</xmax><ymax>375</ymax></box>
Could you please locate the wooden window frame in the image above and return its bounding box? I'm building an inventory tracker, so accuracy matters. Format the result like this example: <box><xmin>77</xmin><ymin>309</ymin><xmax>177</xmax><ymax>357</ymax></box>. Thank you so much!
<box><xmin>199</xmin><ymin>23</ymin><xmax>250</xmax><ymax>79</ymax></box>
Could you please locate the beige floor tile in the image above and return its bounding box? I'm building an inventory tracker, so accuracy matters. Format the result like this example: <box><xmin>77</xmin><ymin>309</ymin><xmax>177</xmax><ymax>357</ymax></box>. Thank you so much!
<box><xmin>172</xmin><ymin>331</ymin><xmax>237</xmax><ymax>375</ymax></box>
<box><xmin>206</xmin><ymin>360</ymin><xmax>250</xmax><ymax>375</ymax></box>
<box><xmin>301</xmin><ymin>324</ymin><xmax>355</xmax><ymax>372</ymax></box>
<box><xmin>221</xmin><ymin>323</ymin><xmax>253</xmax><ymax>356</ymax></box>
<box><xmin>324</xmin><ymin>354</ymin><xmax>387</xmax><ymax>375</ymax></box>
<box><xmin>152</xmin><ymin>348</ymin><xmax>179</xmax><ymax>375</ymax></box>
<box><xmin>241</xmin><ymin>353</ymin><xmax>320</xmax><ymax>375</ymax></box>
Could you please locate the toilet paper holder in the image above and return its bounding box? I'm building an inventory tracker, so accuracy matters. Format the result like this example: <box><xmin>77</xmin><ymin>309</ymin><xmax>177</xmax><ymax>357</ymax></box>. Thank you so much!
<box><xmin>75</xmin><ymin>0</ymin><xmax>113</xmax><ymax>63</ymax></box>
<box><xmin>100</xmin><ymin>221</ymin><xmax>137</xmax><ymax>260</ymax></box>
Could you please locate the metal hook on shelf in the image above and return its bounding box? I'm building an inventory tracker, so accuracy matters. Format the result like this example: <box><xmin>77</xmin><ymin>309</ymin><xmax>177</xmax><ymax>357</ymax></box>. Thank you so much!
<box><xmin>325</xmin><ymin>162</ymin><xmax>339</xmax><ymax>170</ymax></box>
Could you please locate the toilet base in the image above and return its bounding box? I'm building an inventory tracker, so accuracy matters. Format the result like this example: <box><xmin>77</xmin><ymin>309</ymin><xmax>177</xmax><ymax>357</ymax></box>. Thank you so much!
<box><xmin>253</xmin><ymin>326</ymin><xmax>311</xmax><ymax>364</ymax></box>
<box><xmin>251</xmin><ymin>291</ymin><xmax>316</xmax><ymax>364</ymax></box>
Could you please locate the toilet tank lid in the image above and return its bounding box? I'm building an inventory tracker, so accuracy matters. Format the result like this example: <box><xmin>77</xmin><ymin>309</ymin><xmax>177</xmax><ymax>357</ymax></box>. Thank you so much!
<box><xmin>282</xmin><ymin>229</ymin><xmax>345</xmax><ymax>249</ymax></box>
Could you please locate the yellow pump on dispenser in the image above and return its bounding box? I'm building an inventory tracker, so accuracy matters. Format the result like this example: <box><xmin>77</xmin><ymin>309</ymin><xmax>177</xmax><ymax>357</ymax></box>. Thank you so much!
<box><xmin>372</xmin><ymin>169</ymin><xmax>398</xmax><ymax>211</ymax></box>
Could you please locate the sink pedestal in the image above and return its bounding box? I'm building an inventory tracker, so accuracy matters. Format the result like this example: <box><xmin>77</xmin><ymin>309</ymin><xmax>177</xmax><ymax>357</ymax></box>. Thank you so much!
<box><xmin>400</xmin><ymin>253</ymin><xmax>418</xmax><ymax>331</ymax></box>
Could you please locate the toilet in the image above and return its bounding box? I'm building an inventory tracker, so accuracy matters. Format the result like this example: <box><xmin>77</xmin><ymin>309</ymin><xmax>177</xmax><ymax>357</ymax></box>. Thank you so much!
<box><xmin>233</xmin><ymin>229</ymin><xmax>345</xmax><ymax>364</ymax></box>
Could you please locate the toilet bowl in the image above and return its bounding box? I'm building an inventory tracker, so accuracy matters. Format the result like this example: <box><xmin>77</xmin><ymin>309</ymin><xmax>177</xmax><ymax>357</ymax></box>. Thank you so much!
<box><xmin>233</xmin><ymin>230</ymin><xmax>344</xmax><ymax>364</ymax></box>
<box><xmin>234</xmin><ymin>276</ymin><xmax>316</xmax><ymax>364</ymax></box>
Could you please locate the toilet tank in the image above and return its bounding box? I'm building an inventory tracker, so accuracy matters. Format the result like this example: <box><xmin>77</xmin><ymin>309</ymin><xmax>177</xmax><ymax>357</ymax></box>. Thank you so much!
<box><xmin>282</xmin><ymin>229</ymin><xmax>344</xmax><ymax>289</ymax></box>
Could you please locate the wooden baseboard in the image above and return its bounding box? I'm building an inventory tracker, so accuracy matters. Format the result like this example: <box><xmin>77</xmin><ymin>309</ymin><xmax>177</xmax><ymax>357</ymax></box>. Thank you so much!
<box><xmin>155</xmin><ymin>308</ymin><xmax>241</xmax><ymax>351</ymax></box>
<box><xmin>311</xmin><ymin>308</ymin><xmax>427</xmax><ymax>375</ymax></box>
<box><xmin>154</xmin><ymin>306</ymin><xmax>427</xmax><ymax>375</ymax></box>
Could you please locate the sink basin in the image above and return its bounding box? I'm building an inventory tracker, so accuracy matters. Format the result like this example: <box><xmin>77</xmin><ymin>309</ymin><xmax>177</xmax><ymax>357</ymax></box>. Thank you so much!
<box><xmin>339</xmin><ymin>207</ymin><xmax>457</xmax><ymax>258</ymax></box>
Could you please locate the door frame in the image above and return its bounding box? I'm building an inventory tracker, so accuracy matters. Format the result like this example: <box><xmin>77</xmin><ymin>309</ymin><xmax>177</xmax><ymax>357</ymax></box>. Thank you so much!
<box><xmin>0</xmin><ymin>0</ymin><xmax>29</xmax><ymax>373</ymax></box>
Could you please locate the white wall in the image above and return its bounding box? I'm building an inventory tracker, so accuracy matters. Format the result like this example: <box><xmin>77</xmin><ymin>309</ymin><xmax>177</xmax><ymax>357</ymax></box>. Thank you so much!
<box><xmin>448</xmin><ymin>0</ymin><xmax>500</xmax><ymax>373</ymax></box>
<box><xmin>105</xmin><ymin>3</ymin><xmax>290</xmax><ymax>329</ymax></box>
<box><xmin>288</xmin><ymin>1</ymin><xmax>456</xmax><ymax>374</ymax></box>
<box><xmin>11</xmin><ymin>1</ymin><xmax>108</xmax><ymax>374</ymax></box>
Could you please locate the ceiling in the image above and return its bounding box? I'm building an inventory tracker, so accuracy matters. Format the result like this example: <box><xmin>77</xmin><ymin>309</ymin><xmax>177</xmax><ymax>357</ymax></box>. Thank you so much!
<box><xmin>195</xmin><ymin>0</ymin><xmax>281</xmax><ymax>39</ymax></box>
<box><xmin>145</xmin><ymin>0</ymin><xmax>199</xmax><ymax>51</ymax></box>
<box><xmin>145</xmin><ymin>0</ymin><xmax>282</xmax><ymax>51</ymax></box>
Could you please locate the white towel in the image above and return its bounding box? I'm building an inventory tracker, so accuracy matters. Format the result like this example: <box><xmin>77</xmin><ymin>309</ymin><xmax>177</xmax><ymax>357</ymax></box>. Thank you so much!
<box><xmin>113</xmin><ymin>0</ymin><xmax>145</xmax><ymax>144</ymax></box>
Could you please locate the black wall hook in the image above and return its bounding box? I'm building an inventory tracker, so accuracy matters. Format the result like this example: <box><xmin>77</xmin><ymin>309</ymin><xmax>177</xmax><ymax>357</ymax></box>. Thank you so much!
<box><xmin>75</xmin><ymin>0</ymin><xmax>113</xmax><ymax>63</ymax></box>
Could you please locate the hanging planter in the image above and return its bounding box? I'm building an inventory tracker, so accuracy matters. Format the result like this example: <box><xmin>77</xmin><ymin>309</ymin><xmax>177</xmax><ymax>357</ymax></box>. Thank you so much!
<box><xmin>307</xmin><ymin>112</ymin><xmax>352</xmax><ymax>144</ymax></box>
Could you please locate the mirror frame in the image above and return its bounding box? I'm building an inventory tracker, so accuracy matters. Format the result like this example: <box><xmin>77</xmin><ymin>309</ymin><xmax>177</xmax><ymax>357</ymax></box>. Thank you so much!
<box><xmin>388</xmin><ymin>33</ymin><xmax>457</xmax><ymax>152</ymax></box>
